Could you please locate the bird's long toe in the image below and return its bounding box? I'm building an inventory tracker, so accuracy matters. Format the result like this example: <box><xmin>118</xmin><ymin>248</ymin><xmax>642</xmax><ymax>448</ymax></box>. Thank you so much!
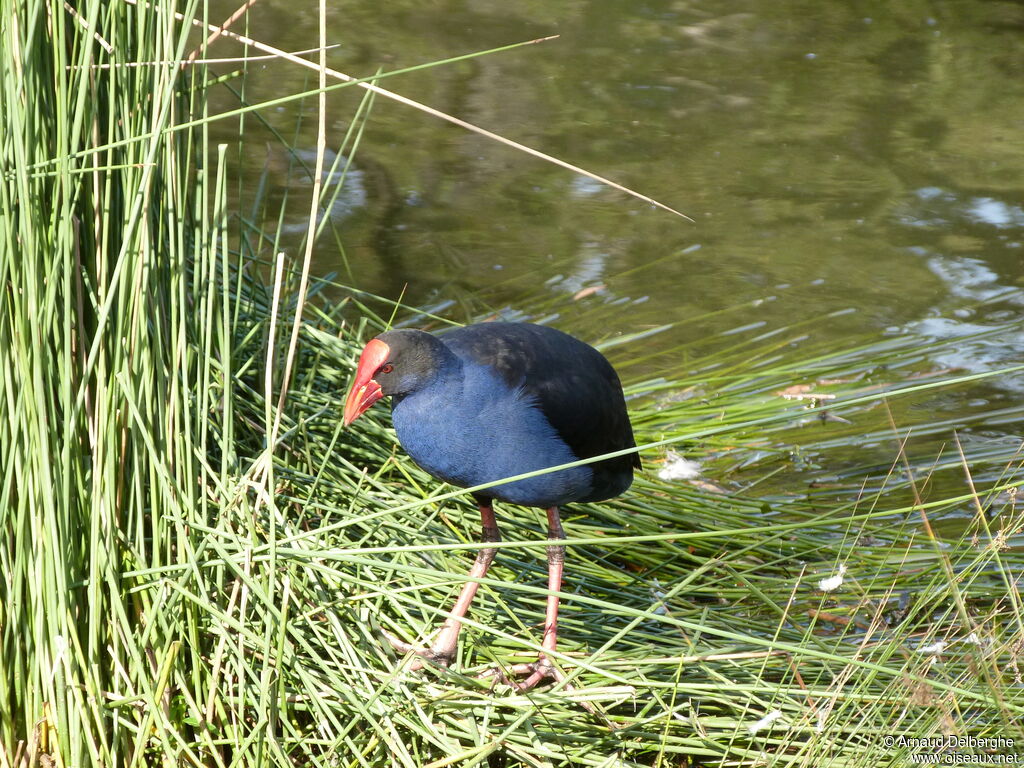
<box><xmin>380</xmin><ymin>628</ymin><xmax>456</xmax><ymax>670</ymax></box>
<box><xmin>511</xmin><ymin>658</ymin><xmax>557</xmax><ymax>691</ymax></box>
<box><xmin>479</xmin><ymin>656</ymin><xmax>557</xmax><ymax>689</ymax></box>
<box><xmin>480</xmin><ymin>657</ymin><xmax>599</xmax><ymax>716</ymax></box>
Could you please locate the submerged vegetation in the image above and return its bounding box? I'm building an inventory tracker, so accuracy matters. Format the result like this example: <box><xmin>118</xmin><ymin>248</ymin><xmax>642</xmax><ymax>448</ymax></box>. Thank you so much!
<box><xmin>2</xmin><ymin>2</ymin><xmax>1022</xmax><ymax>766</ymax></box>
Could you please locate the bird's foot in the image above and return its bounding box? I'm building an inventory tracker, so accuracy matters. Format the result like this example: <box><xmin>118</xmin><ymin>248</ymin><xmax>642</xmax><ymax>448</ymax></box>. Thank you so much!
<box><xmin>479</xmin><ymin>655</ymin><xmax>559</xmax><ymax>691</ymax></box>
<box><xmin>480</xmin><ymin>656</ymin><xmax>600</xmax><ymax>716</ymax></box>
<box><xmin>379</xmin><ymin>628</ymin><xmax>455</xmax><ymax>671</ymax></box>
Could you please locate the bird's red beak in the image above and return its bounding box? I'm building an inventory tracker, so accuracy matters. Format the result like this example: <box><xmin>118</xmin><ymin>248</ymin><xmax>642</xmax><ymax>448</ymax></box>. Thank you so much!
<box><xmin>343</xmin><ymin>338</ymin><xmax>390</xmax><ymax>426</ymax></box>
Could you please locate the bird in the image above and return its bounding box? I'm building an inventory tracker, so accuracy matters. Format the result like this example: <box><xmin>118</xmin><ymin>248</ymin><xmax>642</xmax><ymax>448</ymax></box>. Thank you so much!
<box><xmin>343</xmin><ymin>321</ymin><xmax>639</xmax><ymax>689</ymax></box>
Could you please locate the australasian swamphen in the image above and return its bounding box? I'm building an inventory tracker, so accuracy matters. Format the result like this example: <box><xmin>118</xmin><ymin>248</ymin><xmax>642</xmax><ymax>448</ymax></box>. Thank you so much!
<box><xmin>343</xmin><ymin>321</ymin><xmax>639</xmax><ymax>689</ymax></box>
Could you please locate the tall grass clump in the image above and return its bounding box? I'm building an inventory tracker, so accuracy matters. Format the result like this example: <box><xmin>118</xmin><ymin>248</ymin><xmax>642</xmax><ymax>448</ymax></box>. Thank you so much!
<box><xmin>1</xmin><ymin>1</ymin><xmax>229</xmax><ymax>763</ymax></box>
<box><xmin>3</xmin><ymin>2</ymin><xmax>1024</xmax><ymax>767</ymax></box>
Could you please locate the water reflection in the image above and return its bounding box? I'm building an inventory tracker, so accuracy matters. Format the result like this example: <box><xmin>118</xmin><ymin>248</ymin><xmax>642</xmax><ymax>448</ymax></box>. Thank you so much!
<box><xmin>280</xmin><ymin>149</ymin><xmax>368</xmax><ymax>234</ymax></box>
<box><xmin>969</xmin><ymin>197</ymin><xmax>1024</xmax><ymax>228</ymax></box>
<box><xmin>889</xmin><ymin>181</ymin><xmax>1024</xmax><ymax>394</ymax></box>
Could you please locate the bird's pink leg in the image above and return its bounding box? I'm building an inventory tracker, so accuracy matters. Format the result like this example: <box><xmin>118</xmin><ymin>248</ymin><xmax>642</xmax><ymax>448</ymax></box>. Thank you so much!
<box><xmin>477</xmin><ymin>508</ymin><xmax>598</xmax><ymax>716</ymax></box>
<box><xmin>384</xmin><ymin>503</ymin><xmax>500</xmax><ymax>668</ymax></box>
<box><xmin>512</xmin><ymin>505</ymin><xmax>566</xmax><ymax>690</ymax></box>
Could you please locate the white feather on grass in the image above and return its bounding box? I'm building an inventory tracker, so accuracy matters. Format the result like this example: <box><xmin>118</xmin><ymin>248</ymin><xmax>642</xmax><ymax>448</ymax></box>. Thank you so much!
<box><xmin>748</xmin><ymin>709</ymin><xmax>785</xmax><ymax>735</ymax></box>
<box><xmin>658</xmin><ymin>451</ymin><xmax>702</xmax><ymax>481</ymax></box>
<box><xmin>817</xmin><ymin>564</ymin><xmax>847</xmax><ymax>592</ymax></box>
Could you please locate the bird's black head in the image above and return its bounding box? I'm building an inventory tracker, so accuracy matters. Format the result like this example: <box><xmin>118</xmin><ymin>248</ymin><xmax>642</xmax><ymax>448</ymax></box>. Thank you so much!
<box><xmin>373</xmin><ymin>329</ymin><xmax>457</xmax><ymax>397</ymax></box>
<box><xmin>343</xmin><ymin>329</ymin><xmax>457</xmax><ymax>425</ymax></box>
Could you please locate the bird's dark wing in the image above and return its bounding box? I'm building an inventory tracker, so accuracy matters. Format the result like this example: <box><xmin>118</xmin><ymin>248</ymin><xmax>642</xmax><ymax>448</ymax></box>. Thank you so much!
<box><xmin>442</xmin><ymin>323</ymin><xmax>639</xmax><ymax>496</ymax></box>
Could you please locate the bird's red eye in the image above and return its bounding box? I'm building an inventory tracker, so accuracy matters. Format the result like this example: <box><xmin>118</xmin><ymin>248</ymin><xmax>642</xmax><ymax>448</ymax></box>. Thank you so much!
<box><xmin>379</xmin><ymin>363</ymin><xmax>394</xmax><ymax>374</ymax></box>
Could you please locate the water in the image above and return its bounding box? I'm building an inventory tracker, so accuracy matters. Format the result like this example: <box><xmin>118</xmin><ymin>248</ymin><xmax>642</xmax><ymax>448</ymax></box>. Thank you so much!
<box><xmin>204</xmin><ymin>0</ymin><xmax>1023</xmax><ymax>498</ymax></box>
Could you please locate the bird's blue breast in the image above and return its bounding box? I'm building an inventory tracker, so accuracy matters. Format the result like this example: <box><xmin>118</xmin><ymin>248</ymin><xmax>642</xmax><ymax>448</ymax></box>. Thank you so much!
<box><xmin>390</xmin><ymin>362</ymin><xmax>593</xmax><ymax>508</ymax></box>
